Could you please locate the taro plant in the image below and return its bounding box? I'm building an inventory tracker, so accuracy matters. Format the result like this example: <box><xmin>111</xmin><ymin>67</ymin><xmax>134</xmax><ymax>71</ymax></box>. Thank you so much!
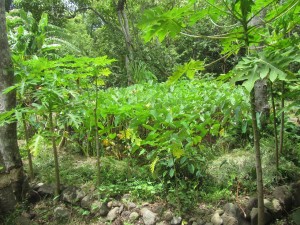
<box><xmin>91</xmin><ymin>80</ymin><xmax>249</xmax><ymax>191</ymax></box>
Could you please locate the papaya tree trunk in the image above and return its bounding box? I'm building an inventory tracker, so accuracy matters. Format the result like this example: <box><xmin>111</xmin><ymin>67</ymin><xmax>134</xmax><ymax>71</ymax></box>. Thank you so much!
<box><xmin>250</xmin><ymin>90</ymin><xmax>265</xmax><ymax>225</ymax></box>
<box><xmin>95</xmin><ymin>77</ymin><xmax>101</xmax><ymax>186</ymax></box>
<box><xmin>270</xmin><ymin>84</ymin><xmax>279</xmax><ymax>170</ymax></box>
<box><xmin>254</xmin><ymin>79</ymin><xmax>270</xmax><ymax>129</ymax></box>
<box><xmin>49</xmin><ymin>110</ymin><xmax>60</xmax><ymax>196</ymax></box>
<box><xmin>247</xmin><ymin>13</ymin><xmax>266</xmax><ymax>225</ymax></box>
<box><xmin>22</xmin><ymin>113</ymin><xmax>34</xmax><ymax>180</ymax></box>
<box><xmin>0</xmin><ymin>0</ymin><xmax>28</xmax><ymax>214</ymax></box>
<box><xmin>279</xmin><ymin>81</ymin><xmax>285</xmax><ymax>154</ymax></box>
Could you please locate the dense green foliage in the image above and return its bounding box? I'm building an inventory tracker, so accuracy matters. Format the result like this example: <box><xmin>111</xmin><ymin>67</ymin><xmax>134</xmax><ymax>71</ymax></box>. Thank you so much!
<box><xmin>1</xmin><ymin>0</ymin><xmax>300</xmax><ymax>217</ymax></box>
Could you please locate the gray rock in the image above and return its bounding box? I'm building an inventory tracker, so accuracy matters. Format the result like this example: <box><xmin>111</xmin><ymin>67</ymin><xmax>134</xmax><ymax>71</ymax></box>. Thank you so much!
<box><xmin>221</xmin><ymin>213</ymin><xmax>238</xmax><ymax>225</ymax></box>
<box><xmin>128</xmin><ymin>202</ymin><xmax>137</xmax><ymax>209</ymax></box>
<box><xmin>54</xmin><ymin>206</ymin><xmax>70</xmax><ymax>222</ymax></box>
<box><xmin>15</xmin><ymin>216</ymin><xmax>38</xmax><ymax>225</ymax></box>
<box><xmin>191</xmin><ymin>218</ymin><xmax>206</xmax><ymax>225</ymax></box>
<box><xmin>108</xmin><ymin>200</ymin><xmax>122</xmax><ymax>208</ymax></box>
<box><xmin>157</xmin><ymin>221</ymin><xmax>169</xmax><ymax>225</ymax></box>
<box><xmin>162</xmin><ymin>209</ymin><xmax>173</xmax><ymax>221</ymax></box>
<box><xmin>141</xmin><ymin>207</ymin><xmax>157</xmax><ymax>225</ymax></box>
<box><xmin>197</xmin><ymin>219</ymin><xmax>206</xmax><ymax>225</ymax></box>
<box><xmin>107</xmin><ymin>207</ymin><xmax>120</xmax><ymax>221</ymax></box>
<box><xmin>171</xmin><ymin>216</ymin><xmax>182</xmax><ymax>225</ymax></box>
<box><xmin>223</xmin><ymin>203</ymin><xmax>239</xmax><ymax>217</ymax></box>
<box><xmin>264</xmin><ymin>199</ymin><xmax>282</xmax><ymax>214</ymax></box>
<box><xmin>37</xmin><ymin>183</ymin><xmax>55</xmax><ymax>196</ymax></box>
<box><xmin>250</xmin><ymin>208</ymin><xmax>273</xmax><ymax>225</ymax></box>
<box><xmin>119</xmin><ymin>204</ymin><xmax>124</xmax><ymax>214</ymax></box>
<box><xmin>81</xmin><ymin>195</ymin><xmax>95</xmax><ymax>210</ymax></box>
<box><xmin>99</xmin><ymin>202</ymin><xmax>110</xmax><ymax>217</ymax></box>
<box><xmin>216</xmin><ymin>209</ymin><xmax>224</xmax><ymax>215</ymax></box>
<box><xmin>291</xmin><ymin>180</ymin><xmax>300</xmax><ymax>207</ymax></box>
<box><xmin>111</xmin><ymin>217</ymin><xmax>124</xmax><ymax>225</ymax></box>
<box><xmin>245</xmin><ymin>197</ymin><xmax>258</xmax><ymax>220</ymax></box>
<box><xmin>211</xmin><ymin>212</ymin><xmax>223</xmax><ymax>225</ymax></box>
<box><xmin>121</xmin><ymin>210</ymin><xmax>131</xmax><ymax>218</ymax></box>
<box><xmin>122</xmin><ymin>193</ymin><xmax>131</xmax><ymax>201</ymax></box>
<box><xmin>129</xmin><ymin>211</ymin><xmax>140</xmax><ymax>221</ymax></box>
<box><xmin>272</xmin><ymin>185</ymin><xmax>292</xmax><ymax>210</ymax></box>
<box><xmin>91</xmin><ymin>201</ymin><xmax>101</xmax><ymax>214</ymax></box>
<box><xmin>62</xmin><ymin>186</ymin><xmax>85</xmax><ymax>204</ymax></box>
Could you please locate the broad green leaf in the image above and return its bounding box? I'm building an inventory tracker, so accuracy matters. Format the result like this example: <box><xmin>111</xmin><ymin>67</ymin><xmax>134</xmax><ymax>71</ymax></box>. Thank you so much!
<box><xmin>188</xmin><ymin>164</ymin><xmax>195</xmax><ymax>174</ymax></box>
<box><xmin>29</xmin><ymin>134</ymin><xmax>45</xmax><ymax>157</ymax></box>
<box><xmin>167</xmin><ymin>60</ymin><xmax>204</xmax><ymax>85</ymax></box>
<box><xmin>169</xmin><ymin>168</ymin><xmax>175</xmax><ymax>178</ymax></box>
<box><xmin>150</xmin><ymin>156</ymin><xmax>159</xmax><ymax>174</ymax></box>
<box><xmin>172</xmin><ymin>148</ymin><xmax>184</xmax><ymax>159</ymax></box>
<box><xmin>142</xmin><ymin>124</ymin><xmax>155</xmax><ymax>131</ymax></box>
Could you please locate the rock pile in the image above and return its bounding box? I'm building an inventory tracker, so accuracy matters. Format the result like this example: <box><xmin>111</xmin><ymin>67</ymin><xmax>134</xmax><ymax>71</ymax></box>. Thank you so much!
<box><xmin>27</xmin><ymin>180</ymin><xmax>300</xmax><ymax>225</ymax></box>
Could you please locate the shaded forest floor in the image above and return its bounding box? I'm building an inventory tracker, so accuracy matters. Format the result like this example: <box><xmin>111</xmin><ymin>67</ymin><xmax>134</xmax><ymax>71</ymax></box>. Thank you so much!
<box><xmin>2</xmin><ymin>137</ymin><xmax>300</xmax><ymax>225</ymax></box>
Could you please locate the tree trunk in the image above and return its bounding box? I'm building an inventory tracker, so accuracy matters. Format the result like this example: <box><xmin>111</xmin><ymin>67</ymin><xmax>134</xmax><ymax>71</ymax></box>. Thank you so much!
<box><xmin>254</xmin><ymin>79</ymin><xmax>270</xmax><ymax>128</ymax></box>
<box><xmin>279</xmin><ymin>82</ymin><xmax>285</xmax><ymax>154</ymax></box>
<box><xmin>247</xmin><ymin>12</ymin><xmax>266</xmax><ymax>225</ymax></box>
<box><xmin>49</xmin><ymin>111</ymin><xmax>61</xmax><ymax>196</ymax></box>
<box><xmin>116</xmin><ymin>0</ymin><xmax>134</xmax><ymax>84</ymax></box>
<box><xmin>0</xmin><ymin>0</ymin><xmax>28</xmax><ymax>214</ymax></box>
<box><xmin>270</xmin><ymin>84</ymin><xmax>279</xmax><ymax>170</ymax></box>
<box><xmin>22</xmin><ymin>113</ymin><xmax>34</xmax><ymax>180</ymax></box>
<box><xmin>250</xmin><ymin>90</ymin><xmax>265</xmax><ymax>225</ymax></box>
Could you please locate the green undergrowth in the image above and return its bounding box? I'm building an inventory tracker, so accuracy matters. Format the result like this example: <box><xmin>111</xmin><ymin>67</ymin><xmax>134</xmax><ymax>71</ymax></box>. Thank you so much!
<box><xmin>17</xmin><ymin>79</ymin><xmax>300</xmax><ymax>214</ymax></box>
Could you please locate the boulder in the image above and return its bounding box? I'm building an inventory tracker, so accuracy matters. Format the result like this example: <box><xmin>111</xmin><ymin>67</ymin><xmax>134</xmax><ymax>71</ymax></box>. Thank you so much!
<box><xmin>129</xmin><ymin>211</ymin><xmax>139</xmax><ymax>221</ymax></box>
<box><xmin>162</xmin><ymin>209</ymin><xmax>174</xmax><ymax>221</ymax></box>
<box><xmin>127</xmin><ymin>202</ymin><xmax>137</xmax><ymax>209</ymax></box>
<box><xmin>264</xmin><ymin>199</ymin><xmax>282</xmax><ymax>214</ymax></box>
<box><xmin>37</xmin><ymin>183</ymin><xmax>55</xmax><ymax>197</ymax></box>
<box><xmin>121</xmin><ymin>210</ymin><xmax>131</xmax><ymax>218</ymax></box>
<box><xmin>108</xmin><ymin>200</ymin><xmax>122</xmax><ymax>208</ymax></box>
<box><xmin>223</xmin><ymin>203</ymin><xmax>239</xmax><ymax>217</ymax></box>
<box><xmin>81</xmin><ymin>194</ymin><xmax>95</xmax><ymax>210</ymax></box>
<box><xmin>54</xmin><ymin>206</ymin><xmax>70</xmax><ymax>222</ymax></box>
<box><xmin>107</xmin><ymin>207</ymin><xmax>120</xmax><ymax>221</ymax></box>
<box><xmin>171</xmin><ymin>216</ymin><xmax>182</xmax><ymax>225</ymax></box>
<box><xmin>221</xmin><ymin>213</ymin><xmax>238</xmax><ymax>225</ymax></box>
<box><xmin>99</xmin><ymin>202</ymin><xmax>110</xmax><ymax>217</ymax></box>
<box><xmin>141</xmin><ymin>207</ymin><xmax>157</xmax><ymax>225</ymax></box>
<box><xmin>250</xmin><ymin>208</ymin><xmax>273</xmax><ymax>225</ymax></box>
<box><xmin>157</xmin><ymin>221</ymin><xmax>169</xmax><ymax>225</ymax></box>
<box><xmin>272</xmin><ymin>185</ymin><xmax>292</xmax><ymax>210</ymax></box>
<box><xmin>62</xmin><ymin>186</ymin><xmax>85</xmax><ymax>204</ymax></box>
<box><xmin>121</xmin><ymin>193</ymin><xmax>131</xmax><ymax>202</ymax></box>
<box><xmin>211</xmin><ymin>211</ymin><xmax>223</xmax><ymax>225</ymax></box>
<box><xmin>243</xmin><ymin>197</ymin><xmax>258</xmax><ymax>220</ymax></box>
<box><xmin>111</xmin><ymin>217</ymin><xmax>123</xmax><ymax>225</ymax></box>
<box><xmin>291</xmin><ymin>180</ymin><xmax>300</xmax><ymax>207</ymax></box>
<box><xmin>15</xmin><ymin>216</ymin><xmax>38</xmax><ymax>225</ymax></box>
